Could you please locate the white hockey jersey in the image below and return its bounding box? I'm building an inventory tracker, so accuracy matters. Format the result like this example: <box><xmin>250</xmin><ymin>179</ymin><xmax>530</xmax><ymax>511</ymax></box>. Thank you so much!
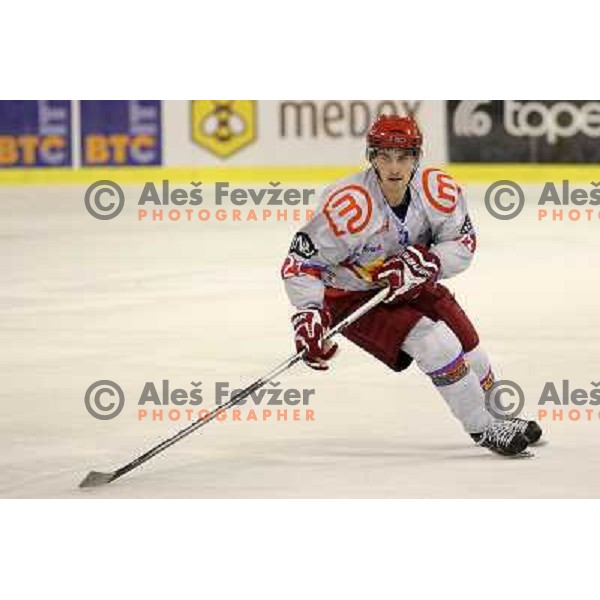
<box><xmin>281</xmin><ymin>166</ymin><xmax>477</xmax><ymax>310</ymax></box>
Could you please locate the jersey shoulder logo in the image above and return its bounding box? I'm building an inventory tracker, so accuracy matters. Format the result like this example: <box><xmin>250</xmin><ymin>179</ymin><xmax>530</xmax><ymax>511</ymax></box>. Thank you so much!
<box><xmin>421</xmin><ymin>168</ymin><xmax>461</xmax><ymax>214</ymax></box>
<box><xmin>322</xmin><ymin>184</ymin><xmax>373</xmax><ymax>238</ymax></box>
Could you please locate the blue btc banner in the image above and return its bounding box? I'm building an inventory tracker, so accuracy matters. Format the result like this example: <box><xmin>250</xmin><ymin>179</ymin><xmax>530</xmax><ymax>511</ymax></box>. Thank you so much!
<box><xmin>81</xmin><ymin>100</ymin><xmax>162</xmax><ymax>166</ymax></box>
<box><xmin>0</xmin><ymin>100</ymin><xmax>72</xmax><ymax>168</ymax></box>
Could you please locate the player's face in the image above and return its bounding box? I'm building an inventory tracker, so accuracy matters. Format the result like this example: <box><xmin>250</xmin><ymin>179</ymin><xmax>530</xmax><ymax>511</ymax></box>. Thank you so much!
<box><xmin>372</xmin><ymin>148</ymin><xmax>418</xmax><ymax>186</ymax></box>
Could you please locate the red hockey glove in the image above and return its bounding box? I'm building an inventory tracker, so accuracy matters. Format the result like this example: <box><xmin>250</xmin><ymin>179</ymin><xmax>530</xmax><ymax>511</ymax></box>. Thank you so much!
<box><xmin>373</xmin><ymin>244</ymin><xmax>441</xmax><ymax>303</ymax></box>
<box><xmin>291</xmin><ymin>307</ymin><xmax>339</xmax><ymax>371</ymax></box>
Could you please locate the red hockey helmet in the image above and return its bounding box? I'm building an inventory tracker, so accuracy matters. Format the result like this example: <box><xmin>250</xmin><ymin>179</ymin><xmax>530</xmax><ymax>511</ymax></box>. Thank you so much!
<box><xmin>367</xmin><ymin>115</ymin><xmax>423</xmax><ymax>155</ymax></box>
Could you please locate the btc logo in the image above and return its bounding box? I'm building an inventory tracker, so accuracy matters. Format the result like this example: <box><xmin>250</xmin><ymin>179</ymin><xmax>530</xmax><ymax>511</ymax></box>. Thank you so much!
<box><xmin>83</xmin><ymin>134</ymin><xmax>157</xmax><ymax>165</ymax></box>
<box><xmin>191</xmin><ymin>101</ymin><xmax>256</xmax><ymax>158</ymax></box>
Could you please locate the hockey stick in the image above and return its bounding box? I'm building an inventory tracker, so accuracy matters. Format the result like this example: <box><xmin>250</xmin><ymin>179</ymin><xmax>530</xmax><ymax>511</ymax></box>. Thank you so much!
<box><xmin>79</xmin><ymin>286</ymin><xmax>390</xmax><ymax>488</ymax></box>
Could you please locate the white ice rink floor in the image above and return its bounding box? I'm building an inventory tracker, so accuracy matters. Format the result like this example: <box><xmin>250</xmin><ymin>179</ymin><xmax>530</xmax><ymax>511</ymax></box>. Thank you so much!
<box><xmin>2</xmin><ymin>180</ymin><xmax>600</xmax><ymax>498</ymax></box>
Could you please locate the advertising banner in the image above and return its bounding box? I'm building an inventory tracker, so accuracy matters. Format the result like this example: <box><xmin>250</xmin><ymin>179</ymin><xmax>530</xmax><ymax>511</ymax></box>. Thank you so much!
<box><xmin>447</xmin><ymin>100</ymin><xmax>600</xmax><ymax>163</ymax></box>
<box><xmin>80</xmin><ymin>100</ymin><xmax>162</xmax><ymax>166</ymax></box>
<box><xmin>164</xmin><ymin>100</ymin><xmax>447</xmax><ymax>167</ymax></box>
<box><xmin>0</xmin><ymin>100</ymin><xmax>71</xmax><ymax>168</ymax></box>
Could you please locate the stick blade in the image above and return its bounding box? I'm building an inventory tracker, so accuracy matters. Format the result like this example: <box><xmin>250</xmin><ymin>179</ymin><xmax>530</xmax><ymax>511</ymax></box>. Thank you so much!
<box><xmin>79</xmin><ymin>470</ymin><xmax>116</xmax><ymax>488</ymax></box>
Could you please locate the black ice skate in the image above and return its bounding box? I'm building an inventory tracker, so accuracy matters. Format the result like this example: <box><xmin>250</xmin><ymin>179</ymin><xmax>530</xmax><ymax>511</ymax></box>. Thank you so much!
<box><xmin>505</xmin><ymin>417</ymin><xmax>542</xmax><ymax>445</ymax></box>
<box><xmin>470</xmin><ymin>420</ymin><xmax>530</xmax><ymax>456</ymax></box>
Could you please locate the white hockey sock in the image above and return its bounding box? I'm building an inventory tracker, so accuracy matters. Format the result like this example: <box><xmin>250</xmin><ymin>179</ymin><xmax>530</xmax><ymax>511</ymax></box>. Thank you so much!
<box><xmin>464</xmin><ymin>345</ymin><xmax>495</xmax><ymax>392</ymax></box>
<box><xmin>402</xmin><ymin>318</ymin><xmax>492</xmax><ymax>434</ymax></box>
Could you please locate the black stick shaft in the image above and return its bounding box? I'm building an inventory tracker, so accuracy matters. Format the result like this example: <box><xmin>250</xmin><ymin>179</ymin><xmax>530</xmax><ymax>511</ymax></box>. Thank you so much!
<box><xmin>100</xmin><ymin>287</ymin><xmax>389</xmax><ymax>484</ymax></box>
<box><xmin>111</xmin><ymin>355</ymin><xmax>304</xmax><ymax>482</ymax></box>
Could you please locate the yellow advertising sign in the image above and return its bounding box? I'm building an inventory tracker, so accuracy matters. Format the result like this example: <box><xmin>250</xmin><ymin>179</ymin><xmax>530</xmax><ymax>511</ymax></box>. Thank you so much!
<box><xmin>191</xmin><ymin>100</ymin><xmax>256</xmax><ymax>158</ymax></box>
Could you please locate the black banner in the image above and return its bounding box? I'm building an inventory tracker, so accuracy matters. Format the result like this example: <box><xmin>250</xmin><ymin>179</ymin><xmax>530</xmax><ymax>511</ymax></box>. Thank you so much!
<box><xmin>447</xmin><ymin>100</ymin><xmax>600</xmax><ymax>163</ymax></box>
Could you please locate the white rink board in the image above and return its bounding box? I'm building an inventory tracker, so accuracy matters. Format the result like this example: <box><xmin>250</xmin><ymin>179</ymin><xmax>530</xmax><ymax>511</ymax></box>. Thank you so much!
<box><xmin>163</xmin><ymin>100</ymin><xmax>447</xmax><ymax>166</ymax></box>
<box><xmin>1</xmin><ymin>181</ymin><xmax>599</xmax><ymax>498</ymax></box>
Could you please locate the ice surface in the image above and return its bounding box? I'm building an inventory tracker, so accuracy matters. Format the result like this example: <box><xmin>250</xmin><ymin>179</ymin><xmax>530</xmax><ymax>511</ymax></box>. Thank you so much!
<box><xmin>2</xmin><ymin>181</ymin><xmax>599</xmax><ymax>498</ymax></box>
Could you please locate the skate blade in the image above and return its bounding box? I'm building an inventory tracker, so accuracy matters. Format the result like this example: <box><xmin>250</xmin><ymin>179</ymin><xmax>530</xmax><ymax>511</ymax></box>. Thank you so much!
<box><xmin>513</xmin><ymin>449</ymin><xmax>535</xmax><ymax>459</ymax></box>
<box><xmin>478</xmin><ymin>446</ymin><xmax>536</xmax><ymax>459</ymax></box>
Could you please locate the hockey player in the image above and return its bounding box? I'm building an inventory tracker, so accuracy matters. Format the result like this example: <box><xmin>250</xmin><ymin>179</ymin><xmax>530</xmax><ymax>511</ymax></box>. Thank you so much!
<box><xmin>280</xmin><ymin>114</ymin><xmax>542</xmax><ymax>456</ymax></box>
